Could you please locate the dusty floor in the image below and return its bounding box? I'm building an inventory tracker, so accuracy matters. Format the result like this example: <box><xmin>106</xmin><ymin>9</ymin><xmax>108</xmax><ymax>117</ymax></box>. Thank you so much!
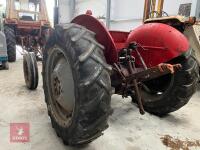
<box><xmin>0</xmin><ymin>60</ymin><xmax>200</xmax><ymax>150</ymax></box>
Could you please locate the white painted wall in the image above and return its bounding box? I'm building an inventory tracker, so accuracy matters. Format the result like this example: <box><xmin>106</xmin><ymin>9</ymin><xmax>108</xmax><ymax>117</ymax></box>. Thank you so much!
<box><xmin>110</xmin><ymin>0</ymin><xmax>144</xmax><ymax>31</ymax></box>
<box><xmin>75</xmin><ymin>0</ymin><xmax>107</xmax><ymax>18</ymax></box>
<box><xmin>109</xmin><ymin>0</ymin><xmax>198</xmax><ymax>31</ymax></box>
<box><xmin>58</xmin><ymin>0</ymin><xmax>198</xmax><ymax>31</ymax></box>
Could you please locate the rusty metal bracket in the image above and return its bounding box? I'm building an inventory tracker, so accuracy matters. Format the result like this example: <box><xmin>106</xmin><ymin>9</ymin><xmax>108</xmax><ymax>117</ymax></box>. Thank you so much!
<box><xmin>126</xmin><ymin>63</ymin><xmax>182</xmax><ymax>83</ymax></box>
<box><xmin>128</xmin><ymin>59</ymin><xmax>145</xmax><ymax>115</ymax></box>
<box><xmin>114</xmin><ymin>45</ymin><xmax>182</xmax><ymax>115</ymax></box>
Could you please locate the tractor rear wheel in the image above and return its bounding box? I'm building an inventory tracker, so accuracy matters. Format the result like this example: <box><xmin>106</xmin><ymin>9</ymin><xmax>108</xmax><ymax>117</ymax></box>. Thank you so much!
<box><xmin>42</xmin><ymin>24</ymin><xmax>112</xmax><ymax>145</ymax></box>
<box><xmin>4</xmin><ymin>26</ymin><xmax>16</xmax><ymax>62</ymax></box>
<box><xmin>137</xmin><ymin>49</ymin><xmax>199</xmax><ymax>116</ymax></box>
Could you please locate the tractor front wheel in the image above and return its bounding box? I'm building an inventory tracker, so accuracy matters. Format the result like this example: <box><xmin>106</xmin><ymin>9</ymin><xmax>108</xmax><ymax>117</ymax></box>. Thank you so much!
<box><xmin>137</xmin><ymin>49</ymin><xmax>199</xmax><ymax>116</ymax></box>
<box><xmin>43</xmin><ymin>24</ymin><xmax>112</xmax><ymax>145</ymax></box>
<box><xmin>23</xmin><ymin>52</ymin><xmax>39</xmax><ymax>90</ymax></box>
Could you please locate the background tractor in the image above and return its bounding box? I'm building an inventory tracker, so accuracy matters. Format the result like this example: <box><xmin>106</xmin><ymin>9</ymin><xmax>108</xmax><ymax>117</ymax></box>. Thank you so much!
<box><xmin>4</xmin><ymin>0</ymin><xmax>50</xmax><ymax>62</ymax></box>
<box><xmin>23</xmin><ymin>0</ymin><xmax>199</xmax><ymax>146</ymax></box>
<box><xmin>0</xmin><ymin>4</ymin><xmax>9</xmax><ymax>69</ymax></box>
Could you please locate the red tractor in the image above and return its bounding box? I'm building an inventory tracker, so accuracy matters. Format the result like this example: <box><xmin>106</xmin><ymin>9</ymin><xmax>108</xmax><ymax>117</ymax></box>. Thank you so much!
<box><xmin>24</xmin><ymin>11</ymin><xmax>199</xmax><ymax>146</ymax></box>
<box><xmin>4</xmin><ymin>0</ymin><xmax>50</xmax><ymax>62</ymax></box>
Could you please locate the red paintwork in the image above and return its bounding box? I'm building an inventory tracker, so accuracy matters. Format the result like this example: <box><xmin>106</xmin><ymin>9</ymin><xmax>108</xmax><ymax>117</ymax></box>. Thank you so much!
<box><xmin>109</xmin><ymin>31</ymin><xmax>129</xmax><ymax>51</ymax></box>
<box><xmin>72</xmin><ymin>15</ymin><xmax>118</xmax><ymax>64</ymax></box>
<box><xmin>5</xmin><ymin>19</ymin><xmax>50</xmax><ymax>34</ymax></box>
<box><xmin>72</xmin><ymin>15</ymin><xmax>189</xmax><ymax>67</ymax></box>
<box><xmin>126</xmin><ymin>23</ymin><xmax>189</xmax><ymax>67</ymax></box>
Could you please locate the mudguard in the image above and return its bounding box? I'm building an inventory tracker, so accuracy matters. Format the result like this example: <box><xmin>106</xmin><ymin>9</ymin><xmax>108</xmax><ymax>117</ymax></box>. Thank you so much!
<box><xmin>126</xmin><ymin>23</ymin><xmax>189</xmax><ymax>67</ymax></box>
<box><xmin>72</xmin><ymin>15</ymin><xmax>189</xmax><ymax>67</ymax></box>
<box><xmin>72</xmin><ymin>15</ymin><xmax>118</xmax><ymax>64</ymax></box>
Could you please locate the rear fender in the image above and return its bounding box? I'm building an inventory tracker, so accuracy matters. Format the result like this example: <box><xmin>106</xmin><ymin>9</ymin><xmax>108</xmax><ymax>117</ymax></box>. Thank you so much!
<box><xmin>126</xmin><ymin>23</ymin><xmax>189</xmax><ymax>67</ymax></box>
<box><xmin>72</xmin><ymin>15</ymin><xmax>118</xmax><ymax>64</ymax></box>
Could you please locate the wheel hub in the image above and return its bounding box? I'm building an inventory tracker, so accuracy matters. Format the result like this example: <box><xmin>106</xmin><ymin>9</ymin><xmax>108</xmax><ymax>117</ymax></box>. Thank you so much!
<box><xmin>53</xmin><ymin>76</ymin><xmax>62</xmax><ymax>96</ymax></box>
<box><xmin>47</xmin><ymin>49</ymin><xmax>75</xmax><ymax>127</ymax></box>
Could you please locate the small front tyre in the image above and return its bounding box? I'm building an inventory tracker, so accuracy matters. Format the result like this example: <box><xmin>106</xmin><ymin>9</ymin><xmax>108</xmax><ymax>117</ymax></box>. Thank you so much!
<box><xmin>23</xmin><ymin>52</ymin><xmax>39</xmax><ymax>90</ymax></box>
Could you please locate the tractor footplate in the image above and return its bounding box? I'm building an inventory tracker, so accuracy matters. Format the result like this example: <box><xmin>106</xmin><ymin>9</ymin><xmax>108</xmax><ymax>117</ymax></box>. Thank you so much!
<box><xmin>127</xmin><ymin>63</ymin><xmax>182</xmax><ymax>82</ymax></box>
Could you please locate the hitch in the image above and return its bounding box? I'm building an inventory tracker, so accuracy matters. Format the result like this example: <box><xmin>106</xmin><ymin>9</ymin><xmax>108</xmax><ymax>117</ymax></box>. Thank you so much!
<box><xmin>128</xmin><ymin>63</ymin><xmax>182</xmax><ymax>115</ymax></box>
<box><xmin>114</xmin><ymin>43</ymin><xmax>182</xmax><ymax>115</ymax></box>
<box><xmin>128</xmin><ymin>58</ymin><xmax>145</xmax><ymax>115</ymax></box>
<box><xmin>126</xmin><ymin>63</ymin><xmax>182</xmax><ymax>83</ymax></box>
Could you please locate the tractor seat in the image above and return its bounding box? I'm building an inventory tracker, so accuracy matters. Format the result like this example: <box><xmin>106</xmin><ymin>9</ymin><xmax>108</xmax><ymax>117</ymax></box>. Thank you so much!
<box><xmin>20</xmin><ymin>16</ymin><xmax>34</xmax><ymax>21</ymax></box>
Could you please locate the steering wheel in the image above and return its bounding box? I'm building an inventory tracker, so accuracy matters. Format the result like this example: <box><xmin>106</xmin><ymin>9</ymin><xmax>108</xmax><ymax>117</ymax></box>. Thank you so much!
<box><xmin>161</xmin><ymin>11</ymin><xmax>169</xmax><ymax>17</ymax></box>
<box><xmin>149</xmin><ymin>11</ymin><xmax>169</xmax><ymax>18</ymax></box>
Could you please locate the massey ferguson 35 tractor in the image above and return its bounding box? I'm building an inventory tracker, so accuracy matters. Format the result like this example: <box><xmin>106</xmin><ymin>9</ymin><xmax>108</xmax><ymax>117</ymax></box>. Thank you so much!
<box><xmin>24</xmin><ymin>14</ymin><xmax>199</xmax><ymax>145</ymax></box>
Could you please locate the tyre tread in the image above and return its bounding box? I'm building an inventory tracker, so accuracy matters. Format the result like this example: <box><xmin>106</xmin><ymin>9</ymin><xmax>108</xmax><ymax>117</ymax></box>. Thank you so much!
<box><xmin>43</xmin><ymin>23</ymin><xmax>112</xmax><ymax>145</ymax></box>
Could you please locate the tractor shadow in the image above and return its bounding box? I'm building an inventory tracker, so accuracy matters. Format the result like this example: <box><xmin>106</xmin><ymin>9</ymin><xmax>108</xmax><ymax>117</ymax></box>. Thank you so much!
<box><xmin>109</xmin><ymin>95</ymin><xmax>138</xmax><ymax>123</ymax></box>
<box><xmin>109</xmin><ymin>94</ymin><xmax>189</xmax><ymax>126</ymax></box>
<box><xmin>55</xmin><ymin>136</ymin><xmax>101</xmax><ymax>150</ymax></box>
<box><xmin>58</xmin><ymin>94</ymin><xmax>192</xmax><ymax>150</ymax></box>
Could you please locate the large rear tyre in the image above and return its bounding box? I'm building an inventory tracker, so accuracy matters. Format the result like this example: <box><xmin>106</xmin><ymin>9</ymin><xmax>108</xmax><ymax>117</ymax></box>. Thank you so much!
<box><xmin>23</xmin><ymin>52</ymin><xmax>39</xmax><ymax>90</ymax></box>
<box><xmin>43</xmin><ymin>24</ymin><xmax>112</xmax><ymax>145</ymax></box>
<box><xmin>4</xmin><ymin>26</ymin><xmax>16</xmax><ymax>62</ymax></box>
<box><xmin>137</xmin><ymin>49</ymin><xmax>199</xmax><ymax>116</ymax></box>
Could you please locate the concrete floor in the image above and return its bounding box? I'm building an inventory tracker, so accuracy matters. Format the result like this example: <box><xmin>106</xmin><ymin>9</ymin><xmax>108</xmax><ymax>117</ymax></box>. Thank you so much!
<box><xmin>0</xmin><ymin>60</ymin><xmax>200</xmax><ymax>150</ymax></box>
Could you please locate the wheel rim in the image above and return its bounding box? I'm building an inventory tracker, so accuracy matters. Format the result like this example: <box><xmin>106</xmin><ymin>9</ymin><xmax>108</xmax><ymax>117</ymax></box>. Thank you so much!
<box><xmin>46</xmin><ymin>47</ymin><xmax>75</xmax><ymax>127</ymax></box>
<box><xmin>141</xmin><ymin>74</ymin><xmax>174</xmax><ymax>103</ymax></box>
